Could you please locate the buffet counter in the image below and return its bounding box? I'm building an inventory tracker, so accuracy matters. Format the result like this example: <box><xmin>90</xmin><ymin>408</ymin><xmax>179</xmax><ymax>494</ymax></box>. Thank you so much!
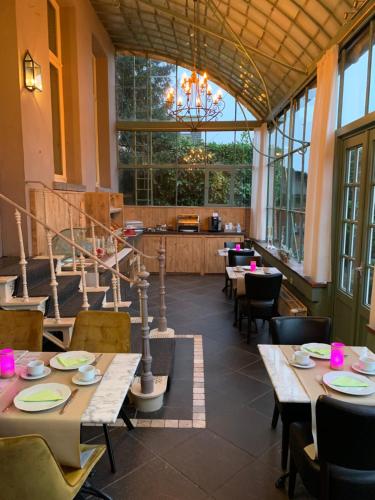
<box><xmin>137</xmin><ymin>231</ymin><xmax>245</xmax><ymax>274</ymax></box>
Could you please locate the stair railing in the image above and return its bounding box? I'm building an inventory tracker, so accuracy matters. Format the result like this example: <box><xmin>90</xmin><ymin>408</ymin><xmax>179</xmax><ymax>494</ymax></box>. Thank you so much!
<box><xmin>25</xmin><ymin>180</ymin><xmax>172</xmax><ymax>335</ymax></box>
<box><xmin>0</xmin><ymin>192</ymin><xmax>155</xmax><ymax>395</ymax></box>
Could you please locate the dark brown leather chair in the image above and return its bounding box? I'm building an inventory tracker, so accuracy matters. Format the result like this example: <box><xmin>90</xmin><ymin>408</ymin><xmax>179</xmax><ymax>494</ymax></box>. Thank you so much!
<box><xmin>270</xmin><ymin>316</ymin><xmax>331</xmax><ymax>470</ymax></box>
<box><xmin>289</xmin><ymin>395</ymin><xmax>375</xmax><ymax>500</ymax></box>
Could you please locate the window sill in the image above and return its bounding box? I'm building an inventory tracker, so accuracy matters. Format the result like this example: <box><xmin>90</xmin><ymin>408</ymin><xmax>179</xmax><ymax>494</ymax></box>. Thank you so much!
<box><xmin>53</xmin><ymin>181</ymin><xmax>86</xmax><ymax>192</ymax></box>
<box><xmin>253</xmin><ymin>241</ymin><xmax>328</xmax><ymax>289</ymax></box>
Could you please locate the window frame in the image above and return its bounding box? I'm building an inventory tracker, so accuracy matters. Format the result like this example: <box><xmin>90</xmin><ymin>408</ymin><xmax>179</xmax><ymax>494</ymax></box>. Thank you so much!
<box><xmin>48</xmin><ymin>0</ymin><xmax>66</xmax><ymax>182</ymax></box>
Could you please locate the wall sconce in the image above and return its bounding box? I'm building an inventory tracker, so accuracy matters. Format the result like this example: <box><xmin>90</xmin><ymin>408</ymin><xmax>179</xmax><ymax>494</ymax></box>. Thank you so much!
<box><xmin>23</xmin><ymin>51</ymin><xmax>43</xmax><ymax>92</ymax></box>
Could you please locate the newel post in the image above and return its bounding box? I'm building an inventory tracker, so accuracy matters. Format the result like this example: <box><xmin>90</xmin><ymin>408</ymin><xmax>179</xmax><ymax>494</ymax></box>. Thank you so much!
<box><xmin>150</xmin><ymin>237</ymin><xmax>175</xmax><ymax>337</ymax></box>
<box><xmin>136</xmin><ymin>266</ymin><xmax>154</xmax><ymax>394</ymax></box>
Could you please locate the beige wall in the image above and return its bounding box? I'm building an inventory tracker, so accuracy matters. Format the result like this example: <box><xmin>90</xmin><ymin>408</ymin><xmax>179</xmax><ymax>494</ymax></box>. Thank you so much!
<box><xmin>0</xmin><ymin>0</ymin><xmax>116</xmax><ymax>255</ymax></box>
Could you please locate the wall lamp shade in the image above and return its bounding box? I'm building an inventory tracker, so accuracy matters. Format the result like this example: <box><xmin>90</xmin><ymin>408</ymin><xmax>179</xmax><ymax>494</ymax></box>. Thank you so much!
<box><xmin>23</xmin><ymin>51</ymin><xmax>43</xmax><ymax>92</ymax></box>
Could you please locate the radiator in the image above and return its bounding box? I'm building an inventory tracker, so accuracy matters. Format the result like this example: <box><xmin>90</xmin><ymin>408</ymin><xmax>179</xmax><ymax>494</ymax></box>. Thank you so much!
<box><xmin>278</xmin><ymin>285</ymin><xmax>307</xmax><ymax>316</ymax></box>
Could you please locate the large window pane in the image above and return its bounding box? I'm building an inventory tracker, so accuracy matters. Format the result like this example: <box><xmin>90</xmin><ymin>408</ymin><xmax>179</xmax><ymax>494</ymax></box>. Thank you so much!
<box><xmin>341</xmin><ymin>28</ymin><xmax>370</xmax><ymax>126</ymax></box>
<box><xmin>233</xmin><ymin>168</ymin><xmax>251</xmax><ymax>206</ymax></box>
<box><xmin>177</xmin><ymin>169</ymin><xmax>205</xmax><ymax>206</ymax></box>
<box><xmin>206</xmin><ymin>131</ymin><xmax>236</xmax><ymax>165</ymax></box>
<box><xmin>152</xmin><ymin>169</ymin><xmax>176</xmax><ymax>205</ymax></box>
<box><xmin>369</xmin><ymin>34</ymin><xmax>375</xmax><ymax>113</ymax></box>
<box><xmin>208</xmin><ymin>171</ymin><xmax>231</xmax><ymax>204</ymax></box>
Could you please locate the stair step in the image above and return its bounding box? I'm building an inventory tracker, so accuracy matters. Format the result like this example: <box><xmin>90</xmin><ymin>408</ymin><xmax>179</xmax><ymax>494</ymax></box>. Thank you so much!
<box><xmin>0</xmin><ymin>296</ymin><xmax>49</xmax><ymax>313</ymax></box>
<box><xmin>0</xmin><ymin>276</ymin><xmax>17</xmax><ymax>302</ymax></box>
<box><xmin>48</xmin><ymin>291</ymin><xmax>106</xmax><ymax>318</ymax></box>
<box><xmin>0</xmin><ymin>258</ymin><xmax>54</xmax><ymax>294</ymax></box>
<box><xmin>16</xmin><ymin>275</ymin><xmax>81</xmax><ymax>317</ymax></box>
<box><xmin>131</xmin><ymin>316</ymin><xmax>154</xmax><ymax>324</ymax></box>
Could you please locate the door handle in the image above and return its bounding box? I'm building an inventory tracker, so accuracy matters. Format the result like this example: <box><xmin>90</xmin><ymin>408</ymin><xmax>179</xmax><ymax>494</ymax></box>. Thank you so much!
<box><xmin>354</xmin><ymin>266</ymin><xmax>363</xmax><ymax>276</ymax></box>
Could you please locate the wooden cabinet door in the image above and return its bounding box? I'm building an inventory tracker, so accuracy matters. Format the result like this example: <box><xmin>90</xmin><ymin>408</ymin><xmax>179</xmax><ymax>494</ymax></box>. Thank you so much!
<box><xmin>204</xmin><ymin>236</ymin><xmax>244</xmax><ymax>274</ymax></box>
<box><xmin>166</xmin><ymin>236</ymin><xmax>203</xmax><ymax>273</ymax></box>
<box><xmin>141</xmin><ymin>236</ymin><xmax>162</xmax><ymax>273</ymax></box>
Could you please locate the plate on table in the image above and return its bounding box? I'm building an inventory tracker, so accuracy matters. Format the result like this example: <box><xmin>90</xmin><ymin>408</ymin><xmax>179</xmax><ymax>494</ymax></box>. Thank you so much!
<box><xmin>19</xmin><ymin>366</ymin><xmax>51</xmax><ymax>380</ymax></box>
<box><xmin>289</xmin><ymin>359</ymin><xmax>316</xmax><ymax>369</ymax></box>
<box><xmin>301</xmin><ymin>343</ymin><xmax>331</xmax><ymax>360</ymax></box>
<box><xmin>50</xmin><ymin>351</ymin><xmax>95</xmax><ymax>371</ymax></box>
<box><xmin>352</xmin><ymin>362</ymin><xmax>375</xmax><ymax>376</ymax></box>
<box><xmin>14</xmin><ymin>383</ymin><xmax>71</xmax><ymax>412</ymax></box>
<box><xmin>72</xmin><ymin>372</ymin><xmax>102</xmax><ymax>386</ymax></box>
<box><xmin>323</xmin><ymin>371</ymin><xmax>375</xmax><ymax>396</ymax></box>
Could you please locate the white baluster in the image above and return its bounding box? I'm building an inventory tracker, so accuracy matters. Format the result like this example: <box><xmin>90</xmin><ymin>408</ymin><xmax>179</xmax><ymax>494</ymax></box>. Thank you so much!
<box><xmin>69</xmin><ymin>206</ymin><xmax>77</xmax><ymax>272</ymax></box>
<box><xmin>79</xmin><ymin>253</ymin><xmax>89</xmax><ymax>310</ymax></box>
<box><xmin>91</xmin><ymin>222</ymin><xmax>100</xmax><ymax>288</ymax></box>
<box><xmin>15</xmin><ymin>209</ymin><xmax>29</xmax><ymax>301</ymax></box>
<box><xmin>112</xmin><ymin>274</ymin><xmax>118</xmax><ymax>312</ymax></box>
<box><xmin>46</xmin><ymin>230</ymin><xmax>60</xmax><ymax>321</ymax></box>
<box><xmin>114</xmin><ymin>238</ymin><xmax>122</xmax><ymax>303</ymax></box>
<box><xmin>137</xmin><ymin>253</ymin><xmax>141</xmax><ymax>272</ymax></box>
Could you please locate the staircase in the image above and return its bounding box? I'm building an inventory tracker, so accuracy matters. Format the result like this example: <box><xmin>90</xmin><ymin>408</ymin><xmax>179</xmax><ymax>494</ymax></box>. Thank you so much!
<box><xmin>0</xmin><ymin>255</ymin><xmax>156</xmax><ymax>349</ymax></box>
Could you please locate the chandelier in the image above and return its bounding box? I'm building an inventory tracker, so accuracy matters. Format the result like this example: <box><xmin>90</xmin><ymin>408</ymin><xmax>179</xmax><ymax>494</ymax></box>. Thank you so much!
<box><xmin>180</xmin><ymin>147</ymin><xmax>214</xmax><ymax>165</ymax></box>
<box><xmin>165</xmin><ymin>0</ymin><xmax>225</xmax><ymax>126</ymax></box>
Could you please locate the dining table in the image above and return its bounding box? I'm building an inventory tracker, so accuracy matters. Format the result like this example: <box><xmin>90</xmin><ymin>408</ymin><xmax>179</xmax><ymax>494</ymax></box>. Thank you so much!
<box><xmin>0</xmin><ymin>350</ymin><xmax>141</xmax><ymax>468</ymax></box>
<box><xmin>226</xmin><ymin>265</ymin><xmax>284</xmax><ymax>297</ymax></box>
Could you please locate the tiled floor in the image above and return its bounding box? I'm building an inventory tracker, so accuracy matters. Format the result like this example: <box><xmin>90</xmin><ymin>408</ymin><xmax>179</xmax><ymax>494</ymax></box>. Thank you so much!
<box><xmin>82</xmin><ymin>274</ymin><xmax>313</xmax><ymax>499</ymax></box>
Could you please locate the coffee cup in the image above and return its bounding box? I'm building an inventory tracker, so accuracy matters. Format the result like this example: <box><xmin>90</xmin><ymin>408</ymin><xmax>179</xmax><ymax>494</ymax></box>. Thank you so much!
<box><xmin>359</xmin><ymin>355</ymin><xmax>375</xmax><ymax>372</ymax></box>
<box><xmin>26</xmin><ymin>360</ymin><xmax>44</xmax><ymax>377</ymax></box>
<box><xmin>78</xmin><ymin>364</ymin><xmax>99</xmax><ymax>382</ymax></box>
<box><xmin>293</xmin><ymin>350</ymin><xmax>310</xmax><ymax>366</ymax></box>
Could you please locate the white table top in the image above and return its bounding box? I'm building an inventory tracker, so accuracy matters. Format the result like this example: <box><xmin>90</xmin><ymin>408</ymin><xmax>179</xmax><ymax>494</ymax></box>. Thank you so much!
<box><xmin>258</xmin><ymin>344</ymin><xmax>365</xmax><ymax>404</ymax></box>
<box><xmin>3</xmin><ymin>351</ymin><xmax>141</xmax><ymax>424</ymax></box>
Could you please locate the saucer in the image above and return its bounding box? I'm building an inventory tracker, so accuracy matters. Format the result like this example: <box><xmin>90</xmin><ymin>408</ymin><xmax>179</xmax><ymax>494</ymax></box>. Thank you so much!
<box><xmin>72</xmin><ymin>373</ymin><xmax>102</xmax><ymax>386</ymax></box>
<box><xmin>289</xmin><ymin>359</ymin><xmax>316</xmax><ymax>369</ymax></box>
<box><xmin>20</xmin><ymin>366</ymin><xmax>51</xmax><ymax>380</ymax></box>
<box><xmin>352</xmin><ymin>362</ymin><xmax>375</xmax><ymax>376</ymax></box>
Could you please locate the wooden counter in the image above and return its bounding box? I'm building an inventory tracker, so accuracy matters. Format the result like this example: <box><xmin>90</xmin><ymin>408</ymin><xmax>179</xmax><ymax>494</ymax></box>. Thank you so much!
<box><xmin>137</xmin><ymin>232</ymin><xmax>245</xmax><ymax>275</ymax></box>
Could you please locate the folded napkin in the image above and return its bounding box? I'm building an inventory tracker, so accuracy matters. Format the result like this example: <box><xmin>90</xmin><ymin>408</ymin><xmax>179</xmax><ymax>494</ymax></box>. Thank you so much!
<box><xmin>57</xmin><ymin>356</ymin><xmax>88</xmax><ymax>368</ymax></box>
<box><xmin>332</xmin><ymin>376</ymin><xmax>369</xmax><ymax>388</ymax></box>
<box><xmin>305</xmin><ymin>347</ymin><xmax>330</xmax><ymax>356</ymax></box>
<box><xmin>21</xmin><ymin>389</ymin><xmax>63</xmax><ymax>402</ymax></box>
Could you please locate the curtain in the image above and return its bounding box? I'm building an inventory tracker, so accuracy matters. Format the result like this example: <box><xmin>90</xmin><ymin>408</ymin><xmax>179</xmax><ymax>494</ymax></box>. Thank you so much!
<box><xmin>250</xmin><ymin>123</ymin><xmax>268</xmax><ymax>241</ymax></box>
<box><xmin>303</xmin><ymin>44</ymin><xmax>339</xmax><ymax>283</ymax></box>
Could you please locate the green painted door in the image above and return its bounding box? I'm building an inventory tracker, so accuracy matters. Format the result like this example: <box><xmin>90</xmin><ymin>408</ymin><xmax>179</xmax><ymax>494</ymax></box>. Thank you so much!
<box><xmin>333</xmin><ymin>129</ymin><xmax>375</xmax><ymax>347</ymax></box>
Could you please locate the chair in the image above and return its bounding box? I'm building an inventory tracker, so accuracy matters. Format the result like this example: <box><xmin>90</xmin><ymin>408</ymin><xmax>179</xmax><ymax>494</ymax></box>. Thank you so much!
<box><xmin>0</xmin><ymin>434</ymin><xmax>110</xmax><ymax>500</ymax></box>
<box><xmin>238</xmin><ymin>272</ymin><xmax>282</xmax><ymax>340</ymax></box>
<box><xmin>69</xmin><ymin>310</ymin><xmax>131</xmax><ymax>353</ymax></box>
<box><xmin>288</xmin><ymin>396</ymin><xmax>375</xmax><ymax>500</ymax></box>
<box><xmin>270</xmin><ymin>316</ymin><xmax>331</xmax><ymax>471</ymax></box>
<box><xmin>69</xmin><ymin>310</ymin><xmax>132</xmax><ymax>473</ymax></box>
<box><xmin>222</xmin><ymin>242</ymin><xmax>243</xmax><ymax>296</ymax></box>
<box><xmin>226</xmin><ymin>249</ymin><xmax>263</xmax><ymax>298</ymax></box>
<box><xmin>0</xmin><ymin>310</ymin><xmax>43</xmax><ymax>351</ymax></box>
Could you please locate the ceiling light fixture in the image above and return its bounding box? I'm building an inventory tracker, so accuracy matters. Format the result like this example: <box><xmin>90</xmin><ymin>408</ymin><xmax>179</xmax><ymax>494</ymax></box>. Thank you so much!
<box><xmin>165</xmin><ymin>0</ymin><xmax>224</xmax><ymax>128</ymax></box>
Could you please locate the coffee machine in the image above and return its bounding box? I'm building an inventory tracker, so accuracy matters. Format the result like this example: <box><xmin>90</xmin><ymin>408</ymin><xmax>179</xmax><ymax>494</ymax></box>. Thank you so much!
<box><xmin>208</xmin><ymin>213</ymin><xmax>222</xmax><ymax>232</ymax></box>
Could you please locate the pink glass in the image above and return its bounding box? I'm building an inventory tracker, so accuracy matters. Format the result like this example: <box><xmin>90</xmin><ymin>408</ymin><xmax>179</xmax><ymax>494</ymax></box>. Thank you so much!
<box><xmin>235</xmin><ymin>244</ymin><xmax>241</xmax><ymax>251</ymax></box>
<box><xmin>0</xmin><ymin>348</ymin><xmax>15</xmax><ymax>378</ymax></box>
<box><xmin>250</xmin><ymin>260</ymin><xmax>257</xmax><ymax>272</ymax></box>
<box><xmin>330</xmin><ymin>342</ymin><xmax>345</xmax><ymax>370</ymax></box>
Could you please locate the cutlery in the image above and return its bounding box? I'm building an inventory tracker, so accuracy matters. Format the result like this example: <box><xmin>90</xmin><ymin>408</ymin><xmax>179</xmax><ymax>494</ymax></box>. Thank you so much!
<box><xmin>315</xmin><ymin>375</ymin><xmax>329</xmax><ymax>395</ymax></box>
<box><xmin>1</xmin><ymin>400</ymin><xmax>13</xmax><ymax>413</ymax></box>
<box><xmin>59</xmin><ymin>388</ymin><xmax>78</xmax><ymax>415</ymax></box>
<box><xmin>292</xmin><ymin>345</ymin><xmax>301</xmax><ymax>352</ymax></box>
<box><xmin>93</xmin><ymin>353</ymin><xmax>103</xmax><ymax>366</ymax></box>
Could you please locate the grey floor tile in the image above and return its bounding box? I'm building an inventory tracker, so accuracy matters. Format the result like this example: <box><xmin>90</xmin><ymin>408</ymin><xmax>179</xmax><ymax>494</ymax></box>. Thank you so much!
<box><xmin>161</xmin><ymin>430</ymin><xmax>253</xmax><ymax>494</ymax></box>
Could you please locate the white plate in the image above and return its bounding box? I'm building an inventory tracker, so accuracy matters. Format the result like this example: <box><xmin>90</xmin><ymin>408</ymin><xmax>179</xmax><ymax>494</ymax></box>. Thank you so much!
<box><xmin>14</xmin><ymin>383</ymin><xmax>71</xmax><ymax>412</ymax></box>
<box><xmin>352</xmin><ymin>362</ymin><xmax>375</xmax><ymax>376</ymax></box>
<box><xmin>50</xmin><ymin>351</ymin><xmax>95</xmax><ymax>370</ymax></box>
<box><xmin>19</xmin><ymin>366</ymin><xmax>51</xmax><ymax>380</ymax></box>
<box><xmin>323</xmin><ymin>371</ymin><xmax>375</xmax><ymax>396</ymax></box>
<box><xmin>72</xmin><ymin>372</ymin><xmax>102</xmax><ymax>386</ymax></box>
<box><xmin>301</xmin><ymin>343</ymin><xmax>331</xmax><ymax>360</ymax></box>
<box><xmin>289</xmin><ymin>359</ymin><xmax>316</xmax><ymax>369</ymax></box>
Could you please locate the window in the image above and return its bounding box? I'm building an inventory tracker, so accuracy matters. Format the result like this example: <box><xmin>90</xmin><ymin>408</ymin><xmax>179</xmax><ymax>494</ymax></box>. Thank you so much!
<box><xmin>47</xmin><ymin>0</ymin><xmax>66</xmax><ymax>179</ymax></box>
<box><xmin>339</xmin><ymin>20</ymin><xmax>375</xmax><ymax>128</ymax></box>
<box><xmin>116</xmin><ymin>55</ymin><xmax>255</xmax><ymax>207</ymax></box>
<box><xmin>266</xmin><ymin>81</ymin><xmax>317</xmax><ymax>262</ymax></box>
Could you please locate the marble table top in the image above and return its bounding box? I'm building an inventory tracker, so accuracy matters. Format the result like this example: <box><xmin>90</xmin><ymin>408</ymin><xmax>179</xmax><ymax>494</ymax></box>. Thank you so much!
<box><xmin>1</xmin><ymin>351</ymin><xmax>141</xmax><ymax>425</ymax></box>
<box><xmin>258</xmin><ymin>344</ymin><xmax>367</xmax><ymax>404</ymax></box>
